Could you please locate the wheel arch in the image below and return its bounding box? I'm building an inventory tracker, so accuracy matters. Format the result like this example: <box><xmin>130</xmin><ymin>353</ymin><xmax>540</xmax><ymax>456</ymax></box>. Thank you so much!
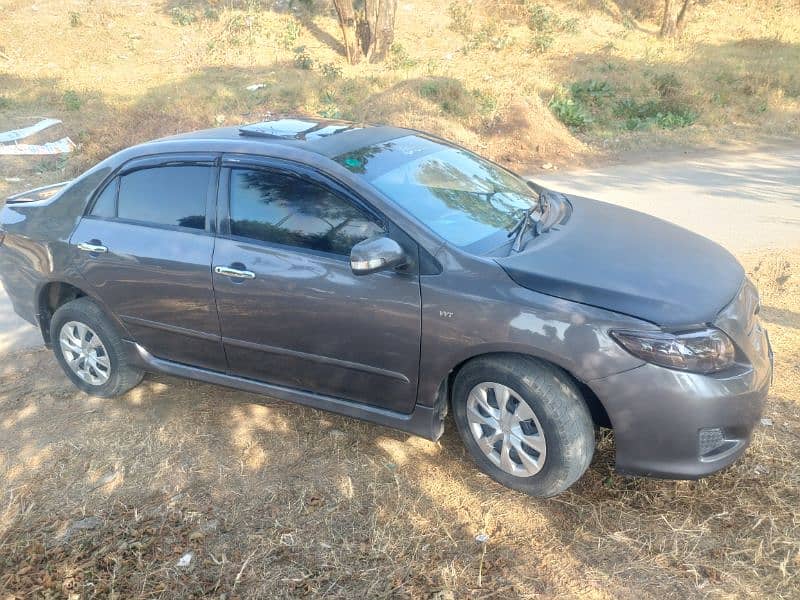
<box><xmin>441</xmin><ymin>351</ymin><xmax>613</xmax><ymax>430</ymax></box>
<box><xmin>36</xmin><ymin>280</ymin><xmax>128</xmax><ymax>346</ymax></box>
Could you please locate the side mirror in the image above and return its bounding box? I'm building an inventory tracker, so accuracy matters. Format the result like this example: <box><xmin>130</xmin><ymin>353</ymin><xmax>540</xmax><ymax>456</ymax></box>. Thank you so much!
<box><xmin>350</xmin><ymin>235</ymin><xmax>407</xmax><ymax>276</ymax></box>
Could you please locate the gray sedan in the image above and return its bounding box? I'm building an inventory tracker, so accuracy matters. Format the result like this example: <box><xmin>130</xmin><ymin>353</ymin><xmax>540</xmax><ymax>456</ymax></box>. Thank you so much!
<box><xmin>0</xmin><ymin>118</ymin><xmax>772</xmax><ymax>496</ymax></box>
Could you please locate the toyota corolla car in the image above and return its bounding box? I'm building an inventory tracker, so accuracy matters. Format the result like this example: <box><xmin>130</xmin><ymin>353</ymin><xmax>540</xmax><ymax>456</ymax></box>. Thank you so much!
<box><xmin>0</xmin><ymin>118</ymin><xmax>772</xmax><ymax>496</ymax></box>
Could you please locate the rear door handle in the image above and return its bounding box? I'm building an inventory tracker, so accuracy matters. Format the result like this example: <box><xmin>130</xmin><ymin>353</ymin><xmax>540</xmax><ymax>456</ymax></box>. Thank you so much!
<box><xmin>214</xmin><ymin>265</ymin><xmax>256</xmax><ymax>280</ymax></box>
<box><xmin>77</xmin><ymin>242</ymin><xmax>108</xmax><ymax>253</ymax></box>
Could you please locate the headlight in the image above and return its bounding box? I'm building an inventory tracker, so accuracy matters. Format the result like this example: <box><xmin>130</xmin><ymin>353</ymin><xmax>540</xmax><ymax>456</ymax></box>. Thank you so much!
<box><xmin>610</xmin><ymin>327</ymin><xmax>736</xmax><ymax>374</ymax></box>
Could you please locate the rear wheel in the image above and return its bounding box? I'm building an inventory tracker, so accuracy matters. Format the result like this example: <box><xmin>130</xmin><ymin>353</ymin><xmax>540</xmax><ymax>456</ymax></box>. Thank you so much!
<box><xmin>51</xmin><ymin>297</ymin><xmax>143</xmax><ymax>397</ymax></box>
<box><xmin>452</xmin><ymin>355</ymin><xmax>595</xmax><ymax>497</ymax></box>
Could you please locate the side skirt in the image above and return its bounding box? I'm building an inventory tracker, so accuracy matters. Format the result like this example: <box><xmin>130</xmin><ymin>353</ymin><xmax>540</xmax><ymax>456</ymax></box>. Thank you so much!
<box><xmin>123</xmin><ymin>340</ymin><xmax>445</xmax><ymax>441</ymax></box>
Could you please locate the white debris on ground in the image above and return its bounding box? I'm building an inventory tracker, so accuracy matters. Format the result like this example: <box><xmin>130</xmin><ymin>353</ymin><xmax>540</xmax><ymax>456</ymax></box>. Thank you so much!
<box><xmin>0</xmin><ymin>118</ymin><xmax>75</xmax><ymax>155</ymax></box>
<box><xmin>176</xmin><ymin>551</ymin><xmax>194</xmax><ymax>567</ymax></box>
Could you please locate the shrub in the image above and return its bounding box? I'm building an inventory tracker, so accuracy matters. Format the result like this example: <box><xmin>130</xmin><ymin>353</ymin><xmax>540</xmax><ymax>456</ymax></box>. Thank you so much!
<box><xmin>388</xmin><ymin>43</ymin><xmax>417</xmax><ymax>70</ymax></box>
<box><xmin>170</xmin><ymin>6</ymin><xmax>197</xmax><ymax>26</ymax></box>
<box><xmin>549</xmin><ymin>96</ymin><xmax>590</xmax><ymax>129</ymax></box>
<box><xmin>615</xmin><ymin>98</ymin><xmax>697</xmax><ymax>130</ymax></box>
<box><xmin>293</xmin><ymin>46</ymin><xmax>314</xmax><ymax>70</ymax></box>
<box><xmin>321</xmin><ymin>62</ymin><xmax>342</xmax><ymax>80</ymax></box>
<box><xmin>473</xmin><ymin>89</ymin><xmax>498</xmax><ymax>116</ymax></box>
<box><xmin>63</xmin><ymin>90</ymin><xmax>82</xmax><ymax>111</ymax></box>
<box><xmin>529</xmin><ymin>32</ymin><xmax>554</xmax><ymax>54</ymax></box>
<box><xmin>526</xmin><ymin>2</ymin><xmax>557</xmax><ymax>32</ymax></box>
<box><xmin>570</xmin><ymin>79</ymin><xmax>614</xmax><ymax>106</ymax></box>
<box><xmin>447</xmin><ymin>2</ymin><xmax>473</xmax><ymax>38</ymax></box>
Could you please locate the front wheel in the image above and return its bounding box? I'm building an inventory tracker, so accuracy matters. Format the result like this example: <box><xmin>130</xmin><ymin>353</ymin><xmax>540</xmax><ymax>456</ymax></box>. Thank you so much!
<box><xmin>51</xmin><ymin>297</ymin><xmax>144</xmax><ymax>397</ymax></box>
<box><xmin>452</xmin><ymin>355</ymin><xmax>595</xmax><ymax>497</ymax></box>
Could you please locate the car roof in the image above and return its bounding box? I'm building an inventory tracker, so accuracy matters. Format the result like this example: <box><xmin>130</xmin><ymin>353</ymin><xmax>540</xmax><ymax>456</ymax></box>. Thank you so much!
<box><xmin>156</xmin><ymin>117</ymin><xmax>414</xmax><ymax>159</ymax></box>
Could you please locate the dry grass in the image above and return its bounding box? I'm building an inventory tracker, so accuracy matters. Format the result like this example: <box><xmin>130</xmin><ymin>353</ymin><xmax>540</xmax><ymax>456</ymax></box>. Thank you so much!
<box><xmin>0</xmin><ymin>248</ymin><xmax>798</xmax><ymax>598</ymax></box>
<box><xmin>1</xmin><ymin>0</ymin><xmax>799</xmax><ymax>199</ymax></box>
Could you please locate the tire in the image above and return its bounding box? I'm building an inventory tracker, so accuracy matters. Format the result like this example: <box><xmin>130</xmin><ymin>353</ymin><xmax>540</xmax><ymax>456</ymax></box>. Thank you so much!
<box><xmin>452</xmin><ymin>355</ymin><xmax>595</xmax><ymax>497</ymax></box>
<box><xmin>51</xmin><ymin>297</ymin><xmax>144</xmax><ymax>398</ymax></box>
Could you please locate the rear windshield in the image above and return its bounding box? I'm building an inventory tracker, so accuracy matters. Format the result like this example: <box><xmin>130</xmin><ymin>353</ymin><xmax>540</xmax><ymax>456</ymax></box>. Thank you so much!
<box><xmin>334</xmin><ymin>135</ymin><xmax>537</xmax><ymax>249</ymax></box>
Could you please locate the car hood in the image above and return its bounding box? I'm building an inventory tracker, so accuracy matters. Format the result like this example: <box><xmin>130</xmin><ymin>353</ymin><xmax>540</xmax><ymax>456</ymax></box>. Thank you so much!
<box><xmin>496</xmin><ymin>195</ymin><xmax>744</xmax><ymax>327</ymax></box>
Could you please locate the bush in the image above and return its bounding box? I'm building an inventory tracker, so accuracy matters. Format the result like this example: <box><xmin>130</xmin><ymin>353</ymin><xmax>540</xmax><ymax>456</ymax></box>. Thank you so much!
<box><xmin>388</xmin><ymin>43</ymin><xmax>417</xmax><ymax>70</ymax></box>
<box><xmin>170</xmin><ymin>6</ymin><xmax>197</xmax><ymax>26</ymax></box>
<box><xmin>523</xmin><ymin>2</ymin><xmax>579</xmax><ymax>54</ymax></box>
<box><xmin>615</xmin><ymin>98</ymin><xmax>697</xmax><ymax>130</ymax></box>
<box><xmin>321</xmin><ymin>62</ymin><xmax>342</xmax><ymax>80</ymax></box>
<box><xmin>549</xmin><ymin>96</ymin><xmax>590</xmax><ymax>129</ymax></box>
<box><xmin>293</xmin><ymin>46</ymin><xmax>314</xmax><ymax>70</ymax></box>
<box><xmin>570</xmin><ymin>79</ymin><xmax>614</xmax><ymax>106</ymax></box>
<box><xmin>529</xmin><ymin>32</ymin><xmax>554</xmax><ymax>54</ymax></box>
<box><xmin>63</xmin><ymin>90</ymin><xmax>82</xmax><ymax>111</ymax></box>
<box><xmin>447</xmin><ymin>2</ymin><xmax>473</xmax><ymax>38</ymax></box>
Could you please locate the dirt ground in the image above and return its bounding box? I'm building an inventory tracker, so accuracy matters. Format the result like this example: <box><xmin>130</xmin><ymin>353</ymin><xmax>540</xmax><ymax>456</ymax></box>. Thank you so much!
<box><xmin>0</xmin><ymin>248</ymin><xmax>798</xmax><ymax>599</ymax></box>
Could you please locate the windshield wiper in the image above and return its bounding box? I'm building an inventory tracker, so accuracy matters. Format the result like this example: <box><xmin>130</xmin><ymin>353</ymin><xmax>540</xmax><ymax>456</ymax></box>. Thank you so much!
<box><xmin>507</xmin><ymin>194</ymin><xmax>549</xmax><ymax>252</ymax></box>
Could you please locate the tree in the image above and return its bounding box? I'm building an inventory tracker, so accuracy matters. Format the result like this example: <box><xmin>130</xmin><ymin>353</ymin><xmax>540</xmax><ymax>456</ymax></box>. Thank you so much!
<box><xmin>660</xmin><ymin>0</ymin><xmax>693</xmax><ymax>38</ymax></box>
<box><xmin>332</xmin><ymin>0</ymin><xmax>398</xmax><ymax>64</ymax></box>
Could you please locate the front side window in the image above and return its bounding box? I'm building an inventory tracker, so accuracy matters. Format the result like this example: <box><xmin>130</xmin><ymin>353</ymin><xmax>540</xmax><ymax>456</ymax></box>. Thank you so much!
<box><xmin>116</xmin><ymin>165</ymin><xmax>209</xmax><ymax>230</ymax></box>
<box><xmin>90</xmin><ymin>178</ymin><xmax>117</xmax><ymax>218</ymax></box>
<box><xmin>229</xmin><ymin>168</ymin><xmax>384</xmax><ymax>255</ymax></box>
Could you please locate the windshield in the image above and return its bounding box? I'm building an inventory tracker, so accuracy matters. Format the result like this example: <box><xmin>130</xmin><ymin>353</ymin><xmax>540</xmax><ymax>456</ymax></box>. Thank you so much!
<box><xmin>334</xmin><ymin>135</ymin><xmax>538</xmax><ymax>249</ymax></box>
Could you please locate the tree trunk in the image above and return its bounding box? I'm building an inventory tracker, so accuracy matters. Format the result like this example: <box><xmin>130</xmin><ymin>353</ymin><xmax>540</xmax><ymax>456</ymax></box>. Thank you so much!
<box><xmin>675</xmin><ymin>0</ymin><xmax>693</xmax><ymax>36</ymax></box>
<box><xmin>660</xmin><ymin>0</ymin><xmax>677</xmax><ymax>37</ymax></box>
<box><xmin>332</xmin><ymin>0</ymin><xmax>397</xmax><ymax>64</ymax></box>
<box><xmin>364</xmin><ymin>0</ymin><xmax>397</xmax><ymax>62</ymax></box>
<box><xmin>332</xmin><ymin>0</ymin><xmax>362</xmax><ymax>64</ymax></box>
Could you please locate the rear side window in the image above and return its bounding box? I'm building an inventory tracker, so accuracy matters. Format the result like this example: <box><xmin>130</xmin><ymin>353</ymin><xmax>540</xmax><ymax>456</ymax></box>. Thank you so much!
<box><xmin>228</xmin><ymin>168</ymin><xmax>384</xmax><ymax>255</ymax></box>
<box><xmin>116</xmin><ymin>165</ymin><xmax>210</xmax><ymax>230</ymax></box>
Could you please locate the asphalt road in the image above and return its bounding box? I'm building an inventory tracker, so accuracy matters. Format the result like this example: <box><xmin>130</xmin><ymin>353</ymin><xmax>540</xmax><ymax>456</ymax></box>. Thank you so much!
<box><xmin>1</xmin><ymin>145</ymin><xmax>797</xmax><ymax>356</ymax></box>
<box><xmin>536</xmin><ymin>145</ymin><xmax>800</xmax><ymax>252</ymax></box>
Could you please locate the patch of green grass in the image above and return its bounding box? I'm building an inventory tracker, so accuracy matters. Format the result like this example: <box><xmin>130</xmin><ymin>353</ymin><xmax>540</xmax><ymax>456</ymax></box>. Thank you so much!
<box><xmin>549</xmin><ymin>96</ymin><xmax>590</xmax><ymax>129</ymax></box>
<box><xmin>614</xmin><ymin>98</ymin><xmax>697</xmax><ymax>130</ymax></box>
<box><xmin>570</xmin><ymin>79</ymin><xmax>614</xmax><ymax>106</ymax></box>
<box><xmin>523</xmin><ymin>2</ymin><xmax>579</xmax><ymax>54</ymax></box>
<box><xmin>35</xmin><ymin>156</ymin><xmax>69</xmax><ymax>174</ymax></box>
<box><xmin>69</xmin><ymin>11</ymin><xmax>81</xmax><ymax>27</ymax></box>
<box><xmin>63</xmin><ymin>90</ymin><xmax>82</xmax><ymax>111</ymax></box>
<box><xmin>472</xmin><ymin>89</ymin><xmax>498</xmax><ymax>116</ymax></box>
<box><xmin>388</xmin><ymin>43</ymin><xmax>417</xmax><ymax>70</ymax></box>
<box><xmin>0</xmin><ymin>96</ymin><xmax>12</xmax><ymax>110</ymax></box>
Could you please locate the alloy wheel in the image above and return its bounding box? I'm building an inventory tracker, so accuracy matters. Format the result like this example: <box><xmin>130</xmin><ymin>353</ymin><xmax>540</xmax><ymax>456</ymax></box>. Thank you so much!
<box><xmin>59</xmin><ymin>321</ymin><xmax>111</xmax><ymax>386</ymax></box>
<box><xmin>466</xmin><ymin>381</ymin><xmax>547</xmax><ymax>477</ymax></box>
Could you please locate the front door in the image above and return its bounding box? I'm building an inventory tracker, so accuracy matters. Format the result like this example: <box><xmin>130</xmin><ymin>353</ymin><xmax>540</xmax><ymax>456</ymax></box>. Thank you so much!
<box><xmin>212</xmin><ymin>162</ymin><xmax>422</xmax><ymax>413</ymax></box>
<box><xmin>71</xmin><ymin>155</ymin><xmax>226</xmax><ymax>371</ymax></box>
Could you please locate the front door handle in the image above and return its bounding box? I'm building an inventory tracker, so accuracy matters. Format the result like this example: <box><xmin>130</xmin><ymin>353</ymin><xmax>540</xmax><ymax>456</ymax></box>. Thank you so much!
<box><xmin>214</xmin><ymin>265</ymin><xmax>256</xmax><ymax>280</ymax></box>
<box><xmin>77</xmin><ymin>242</ymin><xmax>108</xmax><ymax>254</ymax></box>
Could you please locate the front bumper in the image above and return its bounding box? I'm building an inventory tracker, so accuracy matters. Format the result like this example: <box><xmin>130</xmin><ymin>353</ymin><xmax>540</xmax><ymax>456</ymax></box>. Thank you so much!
<box><xmin>589</xmin><ymin>333</ymin><xmax>772</xmax><ymax>479</ymax></box>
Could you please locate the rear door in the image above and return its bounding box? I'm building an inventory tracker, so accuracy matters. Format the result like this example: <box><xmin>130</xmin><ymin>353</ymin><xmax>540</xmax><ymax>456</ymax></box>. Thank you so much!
<box><xmin>70</xmin><ymin>154</ymin><xmax>226</xmax><ymax>371</ymax></box>
<box><xmin>211</xmin><ymin>158</ymin><xmax>422</xmax><ymax>413</ymax></box>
